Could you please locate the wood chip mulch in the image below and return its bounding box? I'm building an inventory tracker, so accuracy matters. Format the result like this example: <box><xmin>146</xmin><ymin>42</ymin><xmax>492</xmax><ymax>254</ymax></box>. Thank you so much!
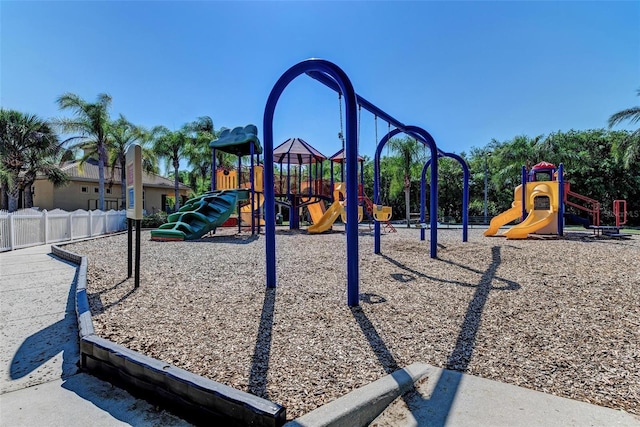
<box><xmin>64</xmin><ymin>226</ymin><xmax>640</xmax><ymax>420</ymax></box>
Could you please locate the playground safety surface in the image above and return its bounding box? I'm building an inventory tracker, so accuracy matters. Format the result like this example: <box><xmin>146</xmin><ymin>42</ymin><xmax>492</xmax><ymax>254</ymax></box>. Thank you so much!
<box><xmin>7</xmin><ymin>226</ymin><xmax>637</xmax><ymax>425</ymax></box>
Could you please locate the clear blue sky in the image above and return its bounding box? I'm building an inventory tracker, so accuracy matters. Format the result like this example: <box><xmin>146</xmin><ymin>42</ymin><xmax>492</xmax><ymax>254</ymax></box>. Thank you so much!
<box><xmin>2</xmin><ymin>1</ymin><xmax>639</xmax><ymax>168</ymax></box>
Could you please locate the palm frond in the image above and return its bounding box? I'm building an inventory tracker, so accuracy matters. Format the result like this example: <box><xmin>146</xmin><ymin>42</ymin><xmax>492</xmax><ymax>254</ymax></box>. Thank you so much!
<box><xmin>608</xmin><ymin>107</ymin><xmax>640</xmax><ymax>128</ymax></box>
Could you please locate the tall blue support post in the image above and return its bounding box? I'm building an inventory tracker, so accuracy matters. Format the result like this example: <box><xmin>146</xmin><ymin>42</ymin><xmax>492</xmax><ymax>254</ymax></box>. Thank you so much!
<box><xmin>407</xmin><ymin>126</ymin><xmax>439</xmax><ymax>257</ymax></box>
<box><xmin>374</xmin><ymin>126</ymin><xmax>439</xmax><ymax>257</ymax></box>
<box><xmin>211</xmin><ymin>148</ymin><xmax>217</xmax><ymax>192</ymax></box>
<box><xmin>263</xmin><ymin>59</ymin><xmax>359</xmax><ymax>306</ymax></box>
<box><xmin>306</xmin><ymin>69</ymin><xmax>444</xmax><ymax>256</ymax></box>
<box><xmin>445</xmin><ymin>152</ymin><xmax>470</xmax><ymax>242</ymax></box>
<box><xmin>374</xmin><ymin>127</ymin><xmax>402</xmax><ymax>254</ymax></box>
<box><xmin>373</xmin><ymin>151</ymin><xmax>381</xmax><ymax>251</ymax></box>
<box><xmin>420</xmin><ymin>158</ymin><xmax>432</xmax><ymax>241</ymax></box>
<box><xmin>420</xmin><ymin>152</ymin><xmax>468</xmax><ymax>242</ymax></box>
<box><xmin>237</xmin><ymin>154</ymin><xmax>242</xmax><ymax>234</ymax></box>
<box><xmin>250</xmin><ymin>143</ymin><xmax>255</xmax><ymax>235</ymax></box>
<box><xmin>306</xmin><ymin>69</ymin><xmax>443</xmax><ymax>256</ymax></box>
<box><xmin>521</xmin><ymin>166</ymin><xmax>527</xmax><ymax>221</ymax></box>
<box><xmin>558</xmin><ymin>163</ymin><xmax>564</xmax><ymax>236</ymax></box>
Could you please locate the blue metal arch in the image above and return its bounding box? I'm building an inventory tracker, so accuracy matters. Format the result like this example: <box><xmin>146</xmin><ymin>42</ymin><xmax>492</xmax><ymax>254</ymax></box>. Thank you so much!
<box><xmin>373</xmin><ymin>125</ymin><xmax>439</xmax><ymax>258</ymax></box>
<box><xmin>263</xmin><ymin>59</ymin><xmax>361</xmax><ymax>306</ymax></box>
<box><xmin>420</xmin><ymin>152</ymin><xmax>470</xmax><ymax>242</ymax></box>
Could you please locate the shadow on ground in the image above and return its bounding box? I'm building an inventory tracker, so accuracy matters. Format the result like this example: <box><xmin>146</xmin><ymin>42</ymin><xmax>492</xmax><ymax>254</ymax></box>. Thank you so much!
<box><xmin>357</xmin><ymin>246</ymin><xmax>520</xmax><ymax>426</ymax></box>
<box><xmin>9</xmin><ymin>266</ymin><xmax>79</xmax><ymax>381</ymax></box>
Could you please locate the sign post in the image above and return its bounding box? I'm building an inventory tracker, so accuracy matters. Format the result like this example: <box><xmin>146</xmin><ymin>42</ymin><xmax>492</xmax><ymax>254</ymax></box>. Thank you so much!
<box><xmin>126</xmin><ymin>144</ymin><xmax>143</xmax><ymax>288</ymax></box>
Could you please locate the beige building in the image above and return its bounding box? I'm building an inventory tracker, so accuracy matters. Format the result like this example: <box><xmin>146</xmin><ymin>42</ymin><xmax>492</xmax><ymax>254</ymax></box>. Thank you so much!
<box><xmin>32</xmin><ymin>159</ymin><xmax>192</xmax><ymax>213</ymax></box>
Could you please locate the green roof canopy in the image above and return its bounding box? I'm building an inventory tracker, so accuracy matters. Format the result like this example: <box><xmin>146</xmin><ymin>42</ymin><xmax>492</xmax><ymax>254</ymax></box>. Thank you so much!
<box><xmin>210</xmin><ymin>124</ymin><xmax>262</xmax><ymax>156</ymax></box>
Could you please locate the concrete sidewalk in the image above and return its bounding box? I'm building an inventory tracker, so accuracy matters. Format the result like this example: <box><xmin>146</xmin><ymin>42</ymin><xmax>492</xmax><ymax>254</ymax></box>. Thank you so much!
<box><xmin>369</xmin><ymin>364</ymin><xmax>640</xmax><ymax>427</ymax></box>
<box><xmin>284</xmin><ymin>362</ymin><xmax>639</xmax><ymax>427</ymax></box>
<box><xmin>0</xmin><ymin>245</ymin><xmax>191</xmax><ymax>427</ymax></box>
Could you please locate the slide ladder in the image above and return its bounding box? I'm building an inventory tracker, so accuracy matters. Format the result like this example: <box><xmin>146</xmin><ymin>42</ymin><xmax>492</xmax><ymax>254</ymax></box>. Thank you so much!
<box><xmin>566</xmin><ymin>190</ymin><xmax>600</xmax><ymax>226</ymax></box>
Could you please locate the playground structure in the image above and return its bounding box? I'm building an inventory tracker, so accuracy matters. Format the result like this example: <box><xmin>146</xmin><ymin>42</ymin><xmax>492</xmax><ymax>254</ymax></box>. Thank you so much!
<box><xmin>270</xmin><ymin>139</ymin><xmax>395</xmax><ymax>234</ymax></box>
<box><xmin>150</xmin><ymin>125</ymin><xmax>263</xmax><ymax>241</ymax></box>
<box><xmin>150</xmin><ymin>129</ymin><xmax>397</xmax><ymax>240</ymax></box>
<box><xmin>152</xmin><ymin>58</ymin><xmax>470</xmax><ymax>306</ymax></box>
<box><xmin>262</xmin><ymin>58</ymin><xmax>458</xmax><ymax>307</ymax></box>
<box><xmin>418</xmin><ymin>152</ymin><xmax>470</xmax><ymax>242</ymax></box>
<box><xmin>484</xmin><ymin>161</ymin><xmax>629</xmax><ymax>239</ymax></box>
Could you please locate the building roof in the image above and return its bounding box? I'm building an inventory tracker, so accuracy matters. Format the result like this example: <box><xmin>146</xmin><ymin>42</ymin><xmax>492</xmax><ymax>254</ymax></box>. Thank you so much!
<box><xmin>52</xmin><ymin>159</ymin><xmax>191</xmax><ymax>190</ymax></box>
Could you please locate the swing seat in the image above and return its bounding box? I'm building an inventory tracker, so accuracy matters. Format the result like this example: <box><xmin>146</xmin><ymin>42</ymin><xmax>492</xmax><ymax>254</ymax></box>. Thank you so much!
<box><xmin>340</xmin><ymin>206</ymin><xmax>363</xmax><ymax>223</ymax></box>
<box><xmin>373</xmin><ymin>205</ymin><xmax>392</xmax><ymax>222</ymax></box>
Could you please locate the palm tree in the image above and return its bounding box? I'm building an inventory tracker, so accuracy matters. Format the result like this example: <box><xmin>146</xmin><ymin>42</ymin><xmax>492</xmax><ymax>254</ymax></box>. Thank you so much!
<box><xmin>388</xmin><ymin>136</ymin><xmax>425</xmax><ymax>227</ymax></box>
<box><xmin>491</xmin><ymin>135</ymin><xmax>544</xmax><ymax>188</ymax></box>
<box><xmin>608</xmin><ymin>89</ymin><xmax>640</xmax><ymax>168</ymax></box>
<box><xmin>107</xmin><ymin>115</ymin><xmax>158</xmax><ymax>209</ymax></box>
<box><xmin>0</xmin><ymin>109</ymin><xmax>68</xmax><ymax>211</ymax></box>
<box><xmin>22</xmin><ymin>141</ymin><xmax>70</xmax><ymax>209</ymax></box>
<box><xmin>56</xmin><ymin>93</ymin><xmax>112</xmax><ymax>210</ymax></box>
<box><xmin>183</xmin><ymin>116</ymin><xmax>216</xmax><ymax>194</ymax></box>
<box><xmin>151</xmin><ymin>125</ymin><xmax>190</xmax><ymax>211</ymax></box>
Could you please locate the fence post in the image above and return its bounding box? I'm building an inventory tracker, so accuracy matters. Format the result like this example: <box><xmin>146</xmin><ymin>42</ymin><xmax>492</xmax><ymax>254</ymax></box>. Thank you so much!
<box><xmin>89</xmin><ymin>210</ymin><xmax>93</xmax><ymax>237</ymax></box>
<box><xmin>103</xmin><ymin>211</ymin><xmax>107</xmax><ymax>234</ymax></box>
<box><xmin>68</xmin><ymin>211</ymin><xmax>73</xmax><ymax>242</ymax></box>
<box><xmin>9</xmin><ymin>213</ymin><xmax>14</xmax><ymax>250</ymax></box>
<box><xmin>43</xmin><ymin>209</ymin><xmax>49</xmax><ymax>244</ymax></box>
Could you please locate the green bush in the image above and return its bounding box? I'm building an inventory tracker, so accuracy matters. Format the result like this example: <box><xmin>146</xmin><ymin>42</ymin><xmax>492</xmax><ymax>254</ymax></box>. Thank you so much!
<box><xmin>141</xmin><ymin>211</ymin><xmax>168</xmax><ymax>228</ymax></box>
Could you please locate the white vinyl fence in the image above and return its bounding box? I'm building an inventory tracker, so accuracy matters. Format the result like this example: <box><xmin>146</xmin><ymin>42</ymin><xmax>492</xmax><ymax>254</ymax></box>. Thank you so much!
<box><xmin>0</xmin><ymin>208</ymin><xmax>127</xmax><ymax>252</ymax></box>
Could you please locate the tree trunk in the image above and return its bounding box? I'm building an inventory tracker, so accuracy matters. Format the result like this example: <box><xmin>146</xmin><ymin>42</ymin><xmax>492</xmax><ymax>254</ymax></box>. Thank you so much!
<box><xmin>1</xmin><ymin>182</ymin><xmax>8</xmax><ymax>211</ymax></box>
<box><xmin>173</xmin><ymin>159</ymin><xmax>180</xmax><ymax>212</ymax></box>
<box><xmin>24</xmin><ymin>188</ymin><xmax>34</xmax><ymax>208</ymax></box>
<box><xmin>7</xmin><ymin>185</ymin><xmax>19</xmax><ymax>213</ymax></box>
<box><xmin>404</xmin><ymin>174</ymin><xmax>411</xmax><ymax>228</ymax></box>
<box><xmin>22</xmin><ymin>170</ymin><xmax>37</xmax><ymax>209</ymax></box>
<box><xmin>404</xmin><ymin>187</ymin><xmax>410</xmax><ymax>228</ymax></box>
<box><xmin>98</xmin><ymin>143</ymin><xmax>106</xmax><ymax>211</ymax></box>
<box><xmin>23</xmin><ymin>179</ymin><xmax>35</xmax><ymax>209</ymax></box>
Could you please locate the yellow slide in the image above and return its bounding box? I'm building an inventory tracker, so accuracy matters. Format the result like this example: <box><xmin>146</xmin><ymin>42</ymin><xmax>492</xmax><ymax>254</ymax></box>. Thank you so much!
<box><xmin>484</xmin><ymin>202</ymin><xmax>522</xmax><ymax>236</ymax></box>
<box><xmin>308</xmin><ymin>201</ymin><xmax>343</xmax><ymax>233</ymax></box>
<box><xmin>307</xmin><ymin>201</ymin><xmax>325</xmax><ymax>224</ymax></box>
<box><xmin>503</xmin><ymin>209</ymin><xmax>553</xmax><ymax>239</ymax></box>
<box><xmin>503</xmin><ymin>183</ymin><xmax>555</xmax><ymax>239</ymax></box>
<box><xmin>240</xmin><ymin>195</ymin><xmax>265</xmax><ymax>225</ymax></box>
<box><xmin>484</xmin><ymin>184</ymin><xmax>523</xmax><ymax>236</ymax></box>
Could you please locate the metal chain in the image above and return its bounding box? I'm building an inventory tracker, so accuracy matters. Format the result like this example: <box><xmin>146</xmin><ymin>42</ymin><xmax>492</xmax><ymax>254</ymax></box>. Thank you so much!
<box><xmin>374</xmin><ymin>114</ymin><xmax>378</xmax><ymax>147</ymax></box>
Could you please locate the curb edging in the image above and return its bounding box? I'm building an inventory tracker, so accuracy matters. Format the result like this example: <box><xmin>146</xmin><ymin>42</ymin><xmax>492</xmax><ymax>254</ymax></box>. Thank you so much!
<box><xmin>52</xmin><ymin>244</ymin><xmax>286</xmax><ymax>427</ymax></box>
<box><xmin>283</xmin><ymin>362</ymin><xmax>430</xmax><ymax>427</ymax></box>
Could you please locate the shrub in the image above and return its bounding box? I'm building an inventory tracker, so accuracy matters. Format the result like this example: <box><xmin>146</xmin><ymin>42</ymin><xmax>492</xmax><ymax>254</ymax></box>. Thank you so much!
<box><xmin>141</xmin><ymin>211</ymin><xmax>168</xmax><ymax>228</ymax></box>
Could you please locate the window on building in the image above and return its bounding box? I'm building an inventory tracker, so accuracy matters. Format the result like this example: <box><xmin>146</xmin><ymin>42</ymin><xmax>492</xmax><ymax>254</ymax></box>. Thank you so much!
<box><xmin>94</xmin><ymin>187</ymin><xmax>99</xmax><ymax>193</ymax></box>
<box><xmin>106</xmin><ymin>188</ymin><xmax>112</xmax><ymax>194</ymax></box>
<box><xmin>81</xmin><ymin>186</ymin><xmax>88</xmax><ymax>193</ymax></box>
